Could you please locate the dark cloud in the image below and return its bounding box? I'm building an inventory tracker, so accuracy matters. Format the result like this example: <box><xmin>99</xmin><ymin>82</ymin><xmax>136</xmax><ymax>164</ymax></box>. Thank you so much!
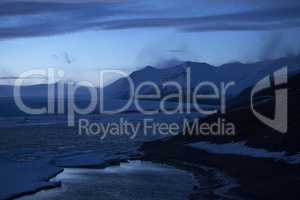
<box><xmin>183</xmin><ymin>21</ymin><xmax>300</xmax><ymax>32</ymax></box>
<box><xmin>97</xmin><ymin>6</ymin><xmax>300</xmax><ymax>30</ymax></box>
<box><xmin>0</xmin><ymin>2</ymin><xmax>81</xmax><ymax>16</ymax></box>
<box><xmin>0</xmin><ymin>0</ymin><xmax>300</xmax><ymax>39</ymax></box>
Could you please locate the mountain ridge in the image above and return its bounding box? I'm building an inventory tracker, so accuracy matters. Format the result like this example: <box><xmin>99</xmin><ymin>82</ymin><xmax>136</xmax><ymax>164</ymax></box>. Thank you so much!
<box><xmin>1</xmin><ymin>55</ymin><xmax>300</xmax><ymax>99</ymax></box>
<box><xmin>104</xmin><ymin>55</ymin><xmax>300</xmax><ymax>99</ymax></box>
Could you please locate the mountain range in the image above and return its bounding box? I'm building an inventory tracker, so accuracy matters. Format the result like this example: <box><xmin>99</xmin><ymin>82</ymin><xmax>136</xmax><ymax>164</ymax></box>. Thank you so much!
<box><xmin>0</xmin><ymin>55</ymin><xmax>299</xmax><ymax>117</ymax></box>
<box><xmin>103</xmin><ymin>55</ymin><xmax>300</xmax><ymax>99</ymax></box>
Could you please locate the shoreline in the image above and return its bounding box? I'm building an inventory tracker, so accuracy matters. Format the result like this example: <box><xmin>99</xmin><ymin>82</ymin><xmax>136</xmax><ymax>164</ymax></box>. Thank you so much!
<box><xmin>140</xmin><ymin>139</ymin><xmax>300</xmax><ymax>199</ymax></box>
<box><xmin>15</xmin><ymin>160</ymin><xmax>198</xmax><ymax>200</ymax></box>
<box><xmin>11</xmin><ymin>160</ymin><xmax>129</xmax><ymax>200</ymax></box>
<box><xmin>140</xmin><ymin>146</ymin><xmax>241</xmax><ymax>199</ymax></box>
<box><xmin>7</xmin><ymin>137</ymin><xmax>300</xmax><ymax>200</ymax></box>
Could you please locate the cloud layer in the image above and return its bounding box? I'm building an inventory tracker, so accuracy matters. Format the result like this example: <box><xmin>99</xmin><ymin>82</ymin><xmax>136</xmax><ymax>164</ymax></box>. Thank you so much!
<box><xmin>0</xmin><ymin>0</ymin><xmax>300</xmax><ymax>39</ymax></box>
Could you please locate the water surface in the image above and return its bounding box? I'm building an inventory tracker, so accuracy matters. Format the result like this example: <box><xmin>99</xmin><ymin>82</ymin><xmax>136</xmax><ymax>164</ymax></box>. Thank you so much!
<box><xmin>18</xmin><ymin>161</ymin><xmax>197</xmax><ymax>200</ymax></box>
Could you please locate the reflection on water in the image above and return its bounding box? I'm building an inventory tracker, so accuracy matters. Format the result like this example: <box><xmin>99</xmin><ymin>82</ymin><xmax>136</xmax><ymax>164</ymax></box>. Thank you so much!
<box><xmin>19</xmin><ymin>161</ymin><xmax>197</xmax><ymax>200</ymax></box>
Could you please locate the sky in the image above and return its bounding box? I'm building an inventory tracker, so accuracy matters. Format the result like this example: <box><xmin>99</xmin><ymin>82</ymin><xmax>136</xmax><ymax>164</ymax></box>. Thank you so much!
<box><xmin>0</xmin><ymin>0</ymin><xmax>300</xmax><ymax>85</ymax></box>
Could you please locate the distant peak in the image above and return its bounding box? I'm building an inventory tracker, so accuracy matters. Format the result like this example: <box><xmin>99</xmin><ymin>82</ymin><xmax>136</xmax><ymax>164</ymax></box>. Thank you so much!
<box><xmin>130</xmin><ymin>65</ymin><xmax>158</xmax><ymax>77</ymax></box>
<box><xmin>183</xmin><ymin>61</ymin><xmax>195</xmax><ymax>66</ymax></box>
<box><xmin>144</xmin><ymin>65</ymin><xmax>156</xmax><ymax>70</ymax></box>
<box><xmin>219</xmin><ymin>61</ymin><xmax>244</xmax><ymax>68</ymax></box>
<box><xmin>181</xmin><ymin>61</ymin><xmax>215</xmax><ymax>69</ymax></box>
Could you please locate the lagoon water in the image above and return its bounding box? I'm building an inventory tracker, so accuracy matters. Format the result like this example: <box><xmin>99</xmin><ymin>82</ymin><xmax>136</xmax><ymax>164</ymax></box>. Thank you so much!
<box><xmin>18</xmin><ymin>161</ymin><xmax>197</xmax><ymax>200</ymax></box>
<box><xmin>0</xmin><ymin>112</ymin><xmax>204</xmax><ymax>199</ymax></box>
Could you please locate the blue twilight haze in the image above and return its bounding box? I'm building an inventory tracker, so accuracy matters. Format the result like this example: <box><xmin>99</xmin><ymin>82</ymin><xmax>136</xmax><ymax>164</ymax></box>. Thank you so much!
<box><xmin>0</xmin><ymin>0</ymin><xmax>300</xmax><ymax>85</ymax></box>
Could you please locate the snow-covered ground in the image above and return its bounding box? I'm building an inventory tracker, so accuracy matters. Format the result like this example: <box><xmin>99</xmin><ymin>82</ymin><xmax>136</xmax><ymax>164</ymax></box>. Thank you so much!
<box><xmin>188</xmin><ymin>141</ymin><xmax>300</xmax><ymax>164</ymax></box>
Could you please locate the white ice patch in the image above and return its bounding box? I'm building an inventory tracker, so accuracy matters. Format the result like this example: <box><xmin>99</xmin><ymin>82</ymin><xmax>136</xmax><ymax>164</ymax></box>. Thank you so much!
<box><xmin>188</xmin><ymin>141</ymin><xmax>300</xmax><ymax>164</ymax></box>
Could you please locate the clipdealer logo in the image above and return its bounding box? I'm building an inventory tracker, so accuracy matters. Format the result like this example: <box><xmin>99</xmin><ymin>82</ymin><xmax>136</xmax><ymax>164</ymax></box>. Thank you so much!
<box><xmin>250</xmin><ymin>67</ymin><xmax>288</xmax><ymax>134</ymax></box>
<box><xmin>10</xmin><ymin>66</ymin><xmax>289</xmax><ymax>137</ymax></box>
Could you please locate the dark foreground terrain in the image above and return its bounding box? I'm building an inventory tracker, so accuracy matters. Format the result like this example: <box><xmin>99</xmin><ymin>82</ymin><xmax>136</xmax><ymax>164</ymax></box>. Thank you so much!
<box><xmin>141</xmin><ymin>72</ymin><xmax>300</xmax><ymax>199</ymax></box>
